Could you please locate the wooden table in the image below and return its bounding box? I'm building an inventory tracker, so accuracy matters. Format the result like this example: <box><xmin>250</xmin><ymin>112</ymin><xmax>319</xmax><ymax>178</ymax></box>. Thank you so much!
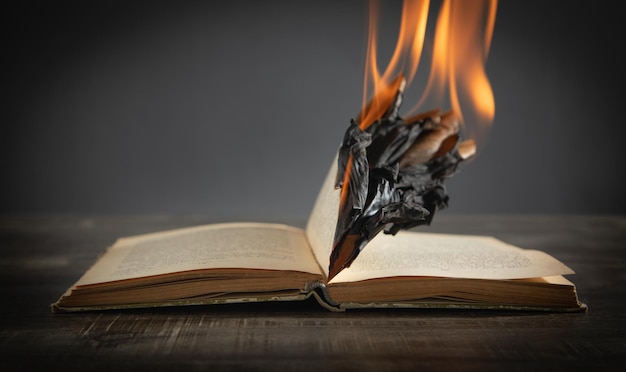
<box><xmin>1</xmin><ymin>215</ymin><xmax>624</xmax><ymax>371</ymax></box>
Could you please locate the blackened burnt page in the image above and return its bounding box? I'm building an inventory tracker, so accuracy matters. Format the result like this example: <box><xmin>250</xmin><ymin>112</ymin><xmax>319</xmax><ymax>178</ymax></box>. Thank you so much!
<box><xmin>328</xmin><ymin>231</ymin><xmax>575</xmax><ymax>284</ymax></box>
<box><xmin>75</xmin><ymin>223</ymin><xmax>323</xmax><ymax>286</ymax></box>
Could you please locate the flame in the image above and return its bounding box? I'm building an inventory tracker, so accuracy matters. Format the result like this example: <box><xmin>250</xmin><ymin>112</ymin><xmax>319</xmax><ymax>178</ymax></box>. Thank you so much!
<box><xmin>360</xmin><ymin>0</ymin><xmax>497</xmax><ymax>150</ymax></box>
<box><xmin>360</xmin><ymin>0</ymin><xmax>430</xmax><ymax>130</ymax></box>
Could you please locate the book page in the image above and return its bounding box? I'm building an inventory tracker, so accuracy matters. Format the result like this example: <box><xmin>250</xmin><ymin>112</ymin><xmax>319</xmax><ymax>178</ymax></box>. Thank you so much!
<box><xmin>305</xmin><ymin>154</ymin><xmax>340</xmax><ymax>278</ymax></box>
<box><xmin>76</xmin><ymin>223</ymin><xmax>322</xmax><ymax>286</ymax></box>
<box><xmin>328</xmin><ymin>231</ymin><xmax>575</xmax><ymax>284</ymax></box>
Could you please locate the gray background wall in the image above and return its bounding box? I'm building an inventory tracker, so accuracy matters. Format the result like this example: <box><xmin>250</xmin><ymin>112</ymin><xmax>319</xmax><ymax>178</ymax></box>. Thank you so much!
<box><xmin>3</xmin><ymin>0</ymin><xmax>625</xmax><ymax>219</ymax></box>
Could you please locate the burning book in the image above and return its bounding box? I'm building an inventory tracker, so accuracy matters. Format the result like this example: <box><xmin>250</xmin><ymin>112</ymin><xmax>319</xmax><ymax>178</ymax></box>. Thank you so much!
<box><xmin>51</xmin><ymin>0</ymin><xmax>586</xmax><ymax>315</ymax></box>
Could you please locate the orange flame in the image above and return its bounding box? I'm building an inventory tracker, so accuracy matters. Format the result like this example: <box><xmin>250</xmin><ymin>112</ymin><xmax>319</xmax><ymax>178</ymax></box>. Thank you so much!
<box><xmin>361</xmin><ymin>0</ymin><xmax>497</xmax><ymax>150</ymax></box>
<box><xmin>360</xmin><ymin>0</ymin><xmax>430</xmax><ymax>130</ymax></box>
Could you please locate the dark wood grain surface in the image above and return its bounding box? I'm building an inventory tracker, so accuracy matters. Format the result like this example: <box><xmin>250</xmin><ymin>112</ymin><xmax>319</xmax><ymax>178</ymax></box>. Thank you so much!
<box><xmin>1</xmin><ymin>214</ymin><xmax>624</xmax><ymax>371</ymax></box>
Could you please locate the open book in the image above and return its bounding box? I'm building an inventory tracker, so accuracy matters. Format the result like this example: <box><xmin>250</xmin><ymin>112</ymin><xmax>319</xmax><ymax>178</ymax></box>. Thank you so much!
<box><xmin>51</xmin><ymin>159</ymin><xmax>586</xmax><ymax>313</ymax></box>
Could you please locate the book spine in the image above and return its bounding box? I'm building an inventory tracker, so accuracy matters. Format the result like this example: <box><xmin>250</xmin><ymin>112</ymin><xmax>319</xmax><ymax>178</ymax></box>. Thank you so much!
<box><xmin>305</xmin><ymin>281</ymin><xmax>344</xmax><ymax>312</ymax></box>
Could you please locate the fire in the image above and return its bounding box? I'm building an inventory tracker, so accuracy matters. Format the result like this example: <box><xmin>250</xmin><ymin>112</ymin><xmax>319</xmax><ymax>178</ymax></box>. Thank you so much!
<box><xmin>360</xmin><ymin>0</ymin><xmax>497</xmax><ymax>149</ymax></box>
<box><xmin>332</xmin><ymin>0</ymin><xmax>498</xmax><ymax>278</ymax></box>
<box><xmin>359</xmin><ymin>0</ymin><xmax>430</xmax><ymax>130</ymax></box>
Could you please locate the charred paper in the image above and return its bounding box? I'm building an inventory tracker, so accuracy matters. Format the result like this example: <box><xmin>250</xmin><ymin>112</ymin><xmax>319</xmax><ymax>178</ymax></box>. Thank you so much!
<box><xmin>329</xmin><ymin>77</ymin><xmax>476</xmax><ymax>279</ymax></box>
